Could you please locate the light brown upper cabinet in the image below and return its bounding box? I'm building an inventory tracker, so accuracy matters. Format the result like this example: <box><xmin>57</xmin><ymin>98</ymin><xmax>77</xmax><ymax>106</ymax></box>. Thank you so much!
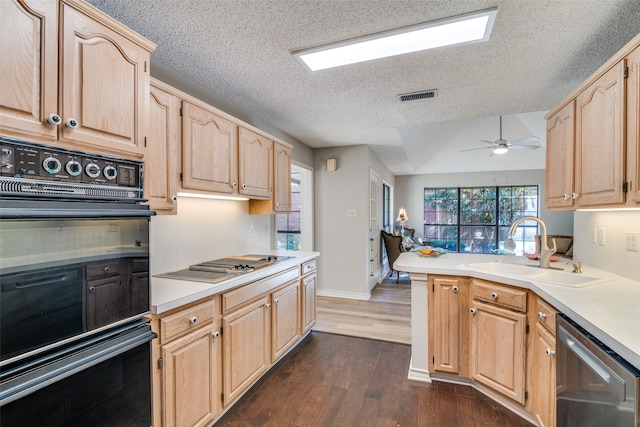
<box><xmin>575</xmin><ymin>61</ymin><xmax>626</xmax><ymax>207</ymax></box>
<box><xmin>545</xmin><ymin>35</ymin><xmax>639</xmax><ymax>209</ymax></box>
<box><xmin>249</xmin><ymin>141</ymin><xmax>292</xmax><ymax>214</ymax></box>
<box><xmin>0</xmin><ymin>0</ymin><xmax>155</xmax><ymax>159</ymax></box>
<box><xmin>627</xmin><ymin>45</ymin><xmax>640</xmax><ymax>204</ymax></box>
<box><xmin>147</xmin><ymin>80</ymin><xmax>181</xmax><ymax>214</ymax></box>
<box><xmin>545</xmin><ymin>101</ymin><xmax>576</xmax><ymax>209</ymax></box>
<box><xmin>181</xmin><ymin>102</ymin><xmax>239</xmax><ymax>195</ymax></box>
<box><xmin>238</xmin><ymin>127</ymin><xmax>273</xmax><ymax>199</ymax></box>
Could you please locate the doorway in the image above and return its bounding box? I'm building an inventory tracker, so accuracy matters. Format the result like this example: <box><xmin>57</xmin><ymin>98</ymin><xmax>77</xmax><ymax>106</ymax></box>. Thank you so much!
<box><xmin>275</xmin><ymin>163</ymin><xmax>314</xmax><ymax>251</ymax></box>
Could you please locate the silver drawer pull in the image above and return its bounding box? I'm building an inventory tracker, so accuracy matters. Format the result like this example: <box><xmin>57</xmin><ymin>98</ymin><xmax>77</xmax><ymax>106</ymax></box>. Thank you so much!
<box><xmin>490</xmin><ymin>292</ymin><xmax>498</xmax><ymax>299</ymax></box>
<box><xmin>212</xmin><ymin>331</ymin><xmax>220</xmax><ymax>338</ymax></box>
<box><xmin>545</xmin><ymin>348</ymin><xmax>555</xmax><ymax>357</ymax></box>
<box><xmin>189</xmin><ymin>316</ymin><xmax>197</xmax><ymax>324</ymax></box>
<box><xmin>470</xmin><ymin>308</ymin><xmax>476</xmax><ymax>314</ymax></box>
<box><xmin>538</xmin><ymin>312</ymin><xmax>548</xmax><ymax>319</ymax></box>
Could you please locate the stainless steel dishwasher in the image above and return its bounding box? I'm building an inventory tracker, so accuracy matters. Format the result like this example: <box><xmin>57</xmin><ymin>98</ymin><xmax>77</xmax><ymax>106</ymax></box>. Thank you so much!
<box><xmin>556</xmin><ymin>314</ymin><xmax>640</xmax><ymax>427</ymax></box>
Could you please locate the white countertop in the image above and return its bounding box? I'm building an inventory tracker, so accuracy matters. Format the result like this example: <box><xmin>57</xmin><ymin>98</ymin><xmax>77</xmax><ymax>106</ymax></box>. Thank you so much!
<box><xmin>395</xmin><ymin>252</ymin><xmax>640</xmax><ymax>370</ymax></box>
<box><xmin>151</xmin><ymin>251</ymin><xmax>319</xmax><ymax>314</ymax></box>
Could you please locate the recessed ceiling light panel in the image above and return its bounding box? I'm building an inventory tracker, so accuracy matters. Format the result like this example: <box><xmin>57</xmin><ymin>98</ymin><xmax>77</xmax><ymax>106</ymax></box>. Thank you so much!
<box><xmin>292</xmin><ymin>7</ymin><xmax>497</xmax><ymax>71</ymax></box>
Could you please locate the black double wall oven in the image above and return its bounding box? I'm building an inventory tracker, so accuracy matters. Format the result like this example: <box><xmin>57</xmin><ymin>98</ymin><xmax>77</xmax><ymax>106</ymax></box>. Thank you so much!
<box><xmin>0</xmin><ymin>138</ymin><xmax>156</xmax><ymax>426</ymax></box>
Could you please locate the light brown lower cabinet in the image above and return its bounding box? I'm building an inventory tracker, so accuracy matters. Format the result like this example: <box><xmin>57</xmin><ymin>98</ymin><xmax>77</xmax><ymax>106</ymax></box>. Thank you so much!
<box><xmin>428</xmin><ymin>275</ymin><xmax>558</xmax><ymax>424</ymax></box>
<box><xmin>301</xmin><ymin>272</ymin><xmax>317</xmax><ymax>334</ymax></box>
<box><xmin>222</xmin><ymin>296</ymin><xmax>271</xmax><ymax>405</ymax></box>
<box><xmin>155</xmin><ymin>298</ymin><xmax>221</xmax><ymax>427</ymax></box>
<box><xmin>530</xmin><ymin>322</ymin><xmax>556</xmax><ymax>427</ymax></box>
<box><xmin>271</xmin><ymin>281</ymin><xmax>301</xmax><ymax>360</ymax></box>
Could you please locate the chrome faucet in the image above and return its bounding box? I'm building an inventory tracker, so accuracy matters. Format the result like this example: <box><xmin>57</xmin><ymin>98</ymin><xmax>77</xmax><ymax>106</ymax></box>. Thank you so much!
<box><xmin>504</xmin><ymin>216</ymin><xmax>557</xmax><ymax>268</ymax></box>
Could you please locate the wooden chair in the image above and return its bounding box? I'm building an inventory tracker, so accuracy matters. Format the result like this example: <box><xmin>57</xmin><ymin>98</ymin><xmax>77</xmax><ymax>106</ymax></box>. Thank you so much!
<box><xmin>381</xmin><ymin>230</ymin><xmax>406</xmax><ymax>282</ymax></box>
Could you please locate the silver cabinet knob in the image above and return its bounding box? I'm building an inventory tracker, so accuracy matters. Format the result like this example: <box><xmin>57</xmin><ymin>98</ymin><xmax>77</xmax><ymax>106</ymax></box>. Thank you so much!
<box><xmin>538</xmin><ymin>312</ymin><xmax>547</xmax><ymax>319</ymax></box>
<box><xmin>104</xmin><ymin>266</ymin><xmax>110</xmax><ymax>273</ymax></box>
<box><xmin>545</xmin><ymin>348</ymin><xmax>555</xmax><ymax>357</ymax></box>
<box><xmin>189</xmin><ymin>316</ymin><xmax>197</xmax><ymax>324</ymax></box>
<box><xmin>470</xmin><ymin>308</ymin><xmax>476</xmax><ymax>314</ymax></box>
<box><xmin>241</xmin><ymin>183</ymin><xmax>247</xmax><ymax>189</ymax></box>
<box><xmin>452</xmin><ymin>286</ymin><xmax>459</xmax><ymax>293</ymax></box>
<box><xmin>571</xmin><ymin>192</ymin><xmax>579</xmax><ymax>199</ymax></box>
<box><xmin>562</xmin><ymin>193</ymin><xmax>570</xmax><ymax>200</ymax></box>
<box><xmin>89</xmin><ymin>286</ymin><xmax>95</xmax><ymax>292</ymax></box>
<box><xmin>265</xmin><ymin>303</ymin><xmax>271</xmax><ymax>309</ymax></box>
<box><xmin>65</xmin><ymin>117</ymin><xmax>79</xmax><ymax>129</ymax></box>
<box><xmin>232</xmin><ymin>182</ymin><xmax>237</xmax><ymax>188</ymax></box>
<box><xmin>274</xmin><ymin>298</ymin><xmax>279</xmax><ymax>304</ymax></box>
<box><xmin>212</xmin><ymin>331</ymin><xmax>220</xmax><ymax>338</ymax></box>
<box><xmin>47</xmin><ymin>113</ymin><xmax>61</xmax><ymax>125</ymax></box>
<box><xmin>490</xmin><ymin>292</ymin><xmax>498</xmax><ymax>299</ymax></box>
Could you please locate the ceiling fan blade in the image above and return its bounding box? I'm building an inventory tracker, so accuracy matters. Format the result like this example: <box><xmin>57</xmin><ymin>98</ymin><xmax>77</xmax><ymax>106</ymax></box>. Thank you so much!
<box><xmin>509</xmin><ymin>144</ymin><xmax>540</xmax><ymax>150</ymax></box>
<box><xmin>511</xmin><ymin>136</ymin><xmax>540</xmax><ymax>145</ymax></box>
<box><xmin>479</xmin><ymin>139</ymin><xmax>496</xmax><ymax>145</ymax></box>
<box><xmin>461</xmin><ymin>146</ymin><xmax>493</xmax><ymax>152</ymax></box>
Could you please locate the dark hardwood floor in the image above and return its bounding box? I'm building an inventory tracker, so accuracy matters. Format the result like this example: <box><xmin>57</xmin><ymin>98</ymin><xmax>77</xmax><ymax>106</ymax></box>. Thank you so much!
<box><xmin>214</xmin><ymin>332</ymin><xmax>534</xmax><ymax>427</ymax></box>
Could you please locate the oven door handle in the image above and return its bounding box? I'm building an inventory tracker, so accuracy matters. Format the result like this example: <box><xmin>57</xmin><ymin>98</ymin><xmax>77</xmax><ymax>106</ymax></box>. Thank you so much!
<box><xmin>558</xmin><ymin>325</ymin><xmax>626</xmax><ymax>400</ymax></box>
<box><xmin>0</xmin><ymin>325</ymin><xmax>156</xmax><ymax>406</ymax></box>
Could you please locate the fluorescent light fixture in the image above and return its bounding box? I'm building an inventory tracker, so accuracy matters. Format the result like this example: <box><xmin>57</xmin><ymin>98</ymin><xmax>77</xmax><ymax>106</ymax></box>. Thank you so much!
<box><xmin>176</xmin><ymin>192</ymin><xmax>249</xmax><ymax>201</ymax></box>
<box><xmin>292</xmin><ymin>7</ymin><xmax>497</xmax><ymax>71</ymax></box>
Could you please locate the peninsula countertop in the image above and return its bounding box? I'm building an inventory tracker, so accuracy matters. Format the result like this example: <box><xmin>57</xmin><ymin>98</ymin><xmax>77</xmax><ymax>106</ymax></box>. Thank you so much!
<box><xmin>394</xmin><ymin>252</ymin><xmax>640</xmax><ymax>370</ymax></box>
<box><xmin>151</xmin><ymin>251</ymin><xmax>319</xmax><ymax>314</ymax></box>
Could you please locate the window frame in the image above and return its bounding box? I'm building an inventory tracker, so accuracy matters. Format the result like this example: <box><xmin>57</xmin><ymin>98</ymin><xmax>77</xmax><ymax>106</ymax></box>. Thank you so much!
<box><xmin>423</xmin><ymin>185</ymin><xmax>539</xmax><ymax>254</ymax></box>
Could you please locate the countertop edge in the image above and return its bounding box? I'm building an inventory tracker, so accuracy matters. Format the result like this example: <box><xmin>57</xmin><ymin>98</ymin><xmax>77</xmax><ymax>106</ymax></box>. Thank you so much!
<box><xmin>151</xmin><ymin>251</ymin><xmax>319</xmax><ymax>315</ymax></box>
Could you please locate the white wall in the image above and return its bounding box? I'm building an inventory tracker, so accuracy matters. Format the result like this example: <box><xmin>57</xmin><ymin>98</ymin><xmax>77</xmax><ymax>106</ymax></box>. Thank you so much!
<box><xmin>313</xmin><ymin>145</ymin><xmax>395</xmax><ymax>299</ymax></box>
<box><xmin>573</xmin><ymin>210</ymin><xmax>640</xmax><ymax>281</ymax></box>
<box><xmin>394</xmin><ymin>169</ymin><xmax>574</xmax><ymax>236</ymax></box>
<box><xmin>149</xmin><ymin>196</ymin><xmax>271</xmax><ymax>275</ymax></box>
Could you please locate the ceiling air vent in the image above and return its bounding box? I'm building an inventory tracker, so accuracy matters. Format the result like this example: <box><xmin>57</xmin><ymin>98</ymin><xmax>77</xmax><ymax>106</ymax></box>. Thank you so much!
<box><xmin>398</xmin><ymin>89</ymin><xmax>438</xmax><ymax>102</ymax></box>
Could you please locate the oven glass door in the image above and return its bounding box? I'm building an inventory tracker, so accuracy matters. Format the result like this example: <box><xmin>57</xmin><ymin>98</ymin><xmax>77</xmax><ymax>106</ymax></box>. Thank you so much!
<box><xmin>0</xmin><ymin>214</ymin><xmax>150</xmax><ymax>363</ymax></box>
<box><xmin>0</xmin><ymin>322</ymin><xmax>155</xmax><ymax>427</ymax></box>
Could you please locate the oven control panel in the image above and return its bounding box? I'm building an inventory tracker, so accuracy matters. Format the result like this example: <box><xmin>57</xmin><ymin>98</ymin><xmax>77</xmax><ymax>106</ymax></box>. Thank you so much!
<box><xmin>0</xmin><ymin>138</ymin><xmax>144</xmax><ymax>201</ymax></box>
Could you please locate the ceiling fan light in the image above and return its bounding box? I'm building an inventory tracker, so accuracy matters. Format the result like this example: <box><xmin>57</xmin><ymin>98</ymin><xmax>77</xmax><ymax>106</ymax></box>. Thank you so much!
<box><xmin>493</xmin><ymin>146</ymin><xmax>508</xmax><ymax>155</ymax></box>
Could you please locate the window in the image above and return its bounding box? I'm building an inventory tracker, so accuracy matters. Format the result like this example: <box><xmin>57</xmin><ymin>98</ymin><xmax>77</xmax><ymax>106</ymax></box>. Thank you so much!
<box><xmin>423</xmin><ymin>185</ymin><xmax>538</xmax><ymax>254</ymax></box>
<box><xmin>382</xmin><ymin>183</ymin><xmax>391</xmax><ymax>232</ymax></box>
<box><xmin>276</xmin><ymin>172</ymin><xmax>301</xmax><ymax>250</ymax></box>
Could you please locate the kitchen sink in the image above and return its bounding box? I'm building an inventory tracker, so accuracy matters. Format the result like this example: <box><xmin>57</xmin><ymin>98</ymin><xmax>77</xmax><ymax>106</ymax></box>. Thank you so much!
<box><xmin>463</xmin><ymin>261</ymin><xmax>615</xmax><ymax>288</ymax></box>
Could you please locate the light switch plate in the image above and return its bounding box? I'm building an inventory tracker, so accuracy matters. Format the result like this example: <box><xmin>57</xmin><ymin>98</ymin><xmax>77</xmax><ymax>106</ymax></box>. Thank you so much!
<box><xmin>626</xmin><ymin>231</ymin><xmax>639</xmax><ymax>251</ymax></box>
<box><xmin>597</xmin><ymin>227</ymin><xmax>606</xmax><ymax>246</ymax></box>
<box><xmin>346</xmin><ymin>209</ymin><xmax>358</xmax><ymax>218</ymax></box>
<box><xmin>590</xmin><ymin>227</ymin><xmax>597</xmax><ymax>243</ymax></box>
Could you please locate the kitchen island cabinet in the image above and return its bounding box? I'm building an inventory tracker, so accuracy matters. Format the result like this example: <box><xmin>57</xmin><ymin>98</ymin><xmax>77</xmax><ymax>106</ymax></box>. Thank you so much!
<box><xmin>0</xmin><ymin>0</ymin><xmax>155</xmax><ymax>159</ymax></box>
<box><xmin>150</xmin><ymin>252</ymin><xmax>318</xmax><ymax>426</ymax></box>
<box><xmin>395</xmin><ymin>252</ymin><xmax>640</xmax><ymax>426</ymax></box>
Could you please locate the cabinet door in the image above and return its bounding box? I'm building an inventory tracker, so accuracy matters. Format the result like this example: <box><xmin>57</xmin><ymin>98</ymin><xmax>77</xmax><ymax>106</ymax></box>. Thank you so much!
<box><xmin>470</xmin><ymin>301</ymin><xmax>526</xmax><ymax>404</ymax></box>
<box><xmin>59</xmin><ymin>4</ymin><xmax>150</xmax><ymax>157</ymax></box>
<box><xmin>161</xmin><ymin>326</ymin><xmax>220</xmax><ymax>427</ymax></box>
<box><xmin>238</xmin><ymin>127</ymin><xmax>272</xmax><ymax>198</ymax></box>
<box><xmin>0</xmin><ymin>0</ymin><xmax>58</xmax><ymax>141</ymax></box>
<box><xmin>148</xmin><ymin>83</ymin><xmax>181</xmax><ymax>213</ymax></box>
<box><xmin>301</xmin><ymin>273</ymin><xmax>317</xmax><ymax>334</ymax></box>
<box><xmin>272</xmin><ymin>281</ymin><xmax>300</xmax><ymax>360</ymax></box>
<box><xmin>273</xmin><ymin>142</ymin><xmax>292</xmax><ymax>212</ymax></box>
<box><xmin>130</xmin><ymin>271</ymin><xmax>149</xmax><ymax>316</ymax></box>
<box><xmin>85</xmin><ymin>276</ymin><xmax>129</xmax><ymax>329</ymax></box>
<box><xmin>575</xmin><ymin>61</ymin><xmax>626</xmax><ymax>206</ymax></box>
<box><xmin>182</xmin><ymin>101</ymin><xmax>238</xmax><ymax>194</ymax></box>
<box><xmin>627</xmin><ymin>46</ymin><xmax>640</xmax><ymax>204</ymax></box>
<box><xmin>222</xmin><ymin>296</ymin><xmax>270</xmax><ymax>405</ymax></box>
<box><xmin>531</xmin><ymin>323</ymin><xmax>556</xmax><ymax>427</ymax></box>
<box><xmin>545</xmin><ymin>101</ymin><xmax>576</xmax><ymax>209</ymax></box>
<box><xmin>430</xmin><ymin>276</ymin><xmax>466</xmax><ymax>375</ymax></box>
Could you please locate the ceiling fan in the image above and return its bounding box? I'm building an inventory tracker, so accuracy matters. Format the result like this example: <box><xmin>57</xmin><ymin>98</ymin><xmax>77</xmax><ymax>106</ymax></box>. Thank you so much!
<box><xmin>461</xmin><ymin>115</ymin><xmax>541</xmax><ymax>156</ymax></box>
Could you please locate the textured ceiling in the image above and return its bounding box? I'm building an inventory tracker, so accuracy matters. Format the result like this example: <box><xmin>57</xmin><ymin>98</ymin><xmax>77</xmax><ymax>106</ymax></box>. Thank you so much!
<box><xmin>87</xmin><ymin>0</ymin><xmax>640</xmax><ymax>175</ymax></box>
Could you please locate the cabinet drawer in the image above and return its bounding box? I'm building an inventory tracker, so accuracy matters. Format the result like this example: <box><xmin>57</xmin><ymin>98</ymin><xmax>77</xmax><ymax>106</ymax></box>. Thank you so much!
<box><xmin>535</xmin><ymin>297</ymin><xmax>558</xmax><ymax>334</ymax></box>
<box><xmin>131</xmin><ymin>258</ymin><xmax>149</xmax><ymax>273</ymax></box>
<box><xmin>472</xmin><ymin>279</ymin><xmax>527</xmax><ymax>312</ymax></box>
<box><xmin>86</xmin><ymin>260</ymin><xmax>122</xmax><ymax>280</ymax></box>
<box><xmin>300</xmin><ymin>259</ymin><xmax>316</xmax><ymax>277</ymax></box>
<box><xmin>160</xmin><ymin>299</ymin><xmax>215</xmax><ymax>343</ymax></box>
<box><xmin>223</xmin><ymin>267</ymin><xmax>299</xmax><ymax>314</ymax></box>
